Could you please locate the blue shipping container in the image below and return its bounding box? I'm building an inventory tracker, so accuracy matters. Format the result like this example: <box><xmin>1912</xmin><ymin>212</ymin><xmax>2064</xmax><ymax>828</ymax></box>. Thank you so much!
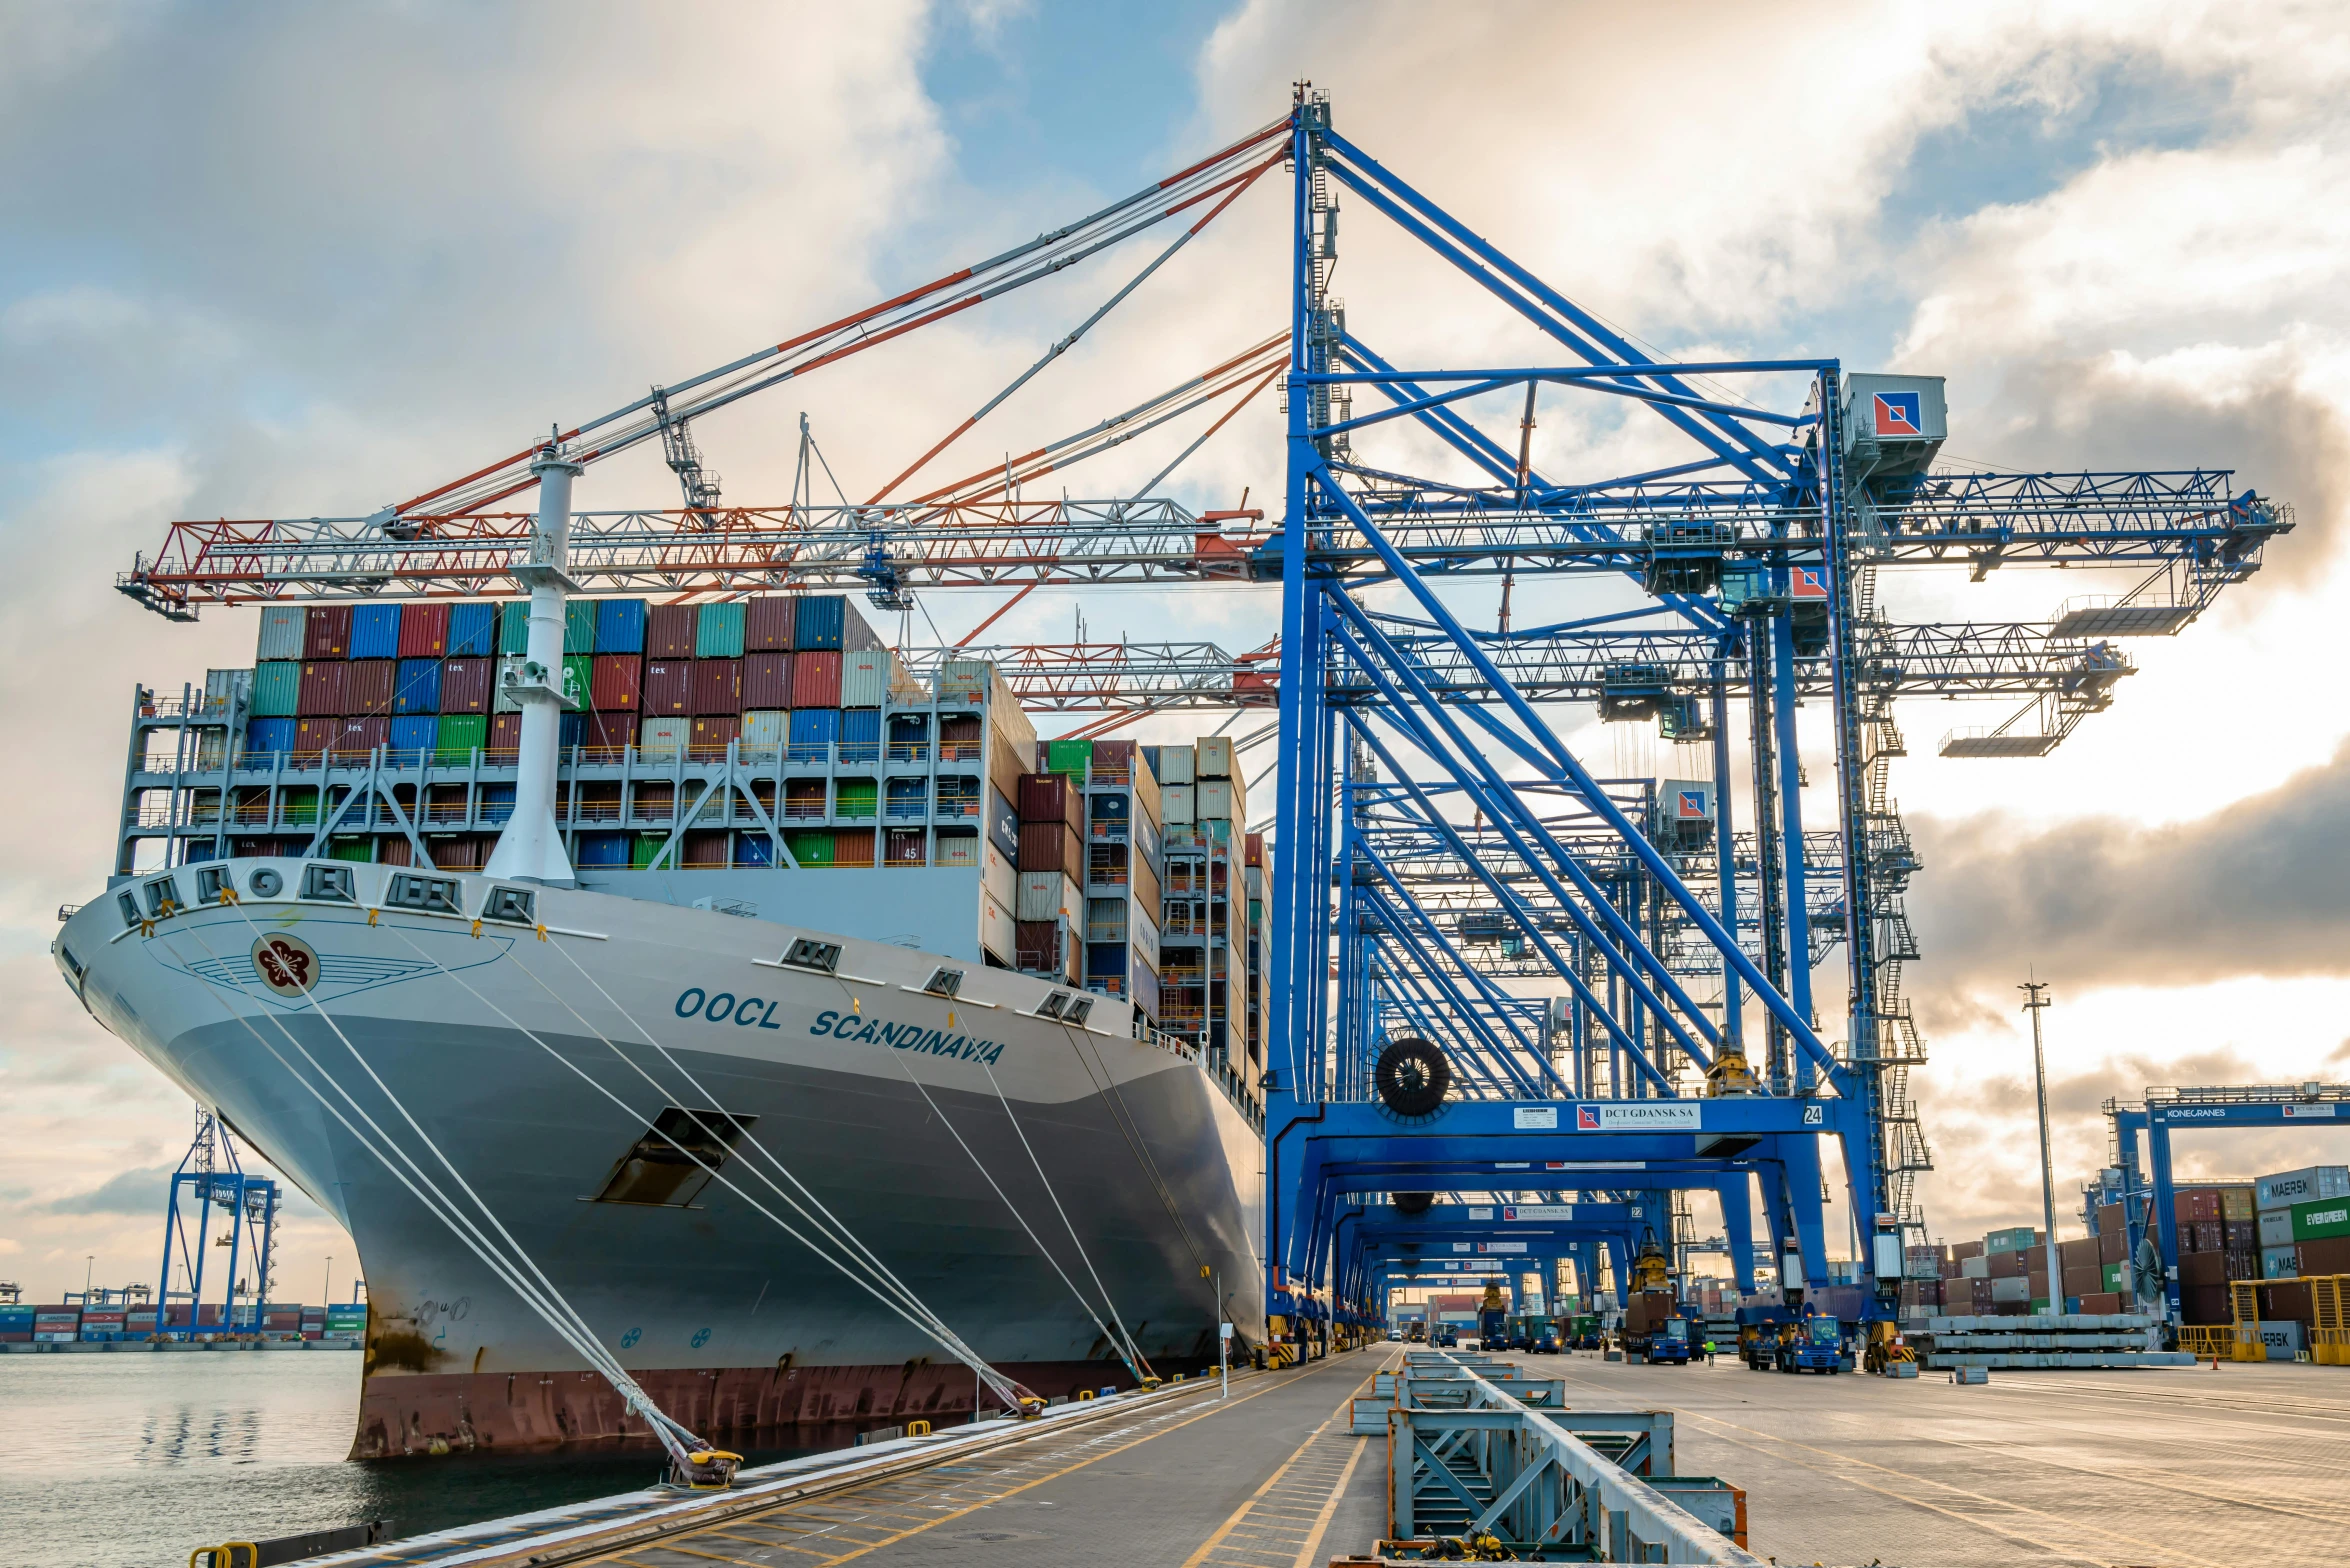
<box><xmin>794</xmin><ymin>594</ymin><xmax>846</xmax><ymax>651</ymax></box>
<box><xmin>389</xmin><ymin>716</ymin><xmax>438</xmax><ymax>754</ymax></box>
<box><xmin>560</xmin><ymin>712</ymin><xmax>585</xmax><ymax>748</ymax></box>
<box><xmin>788</xmin><ymin>708</ymin><xmax>840</xmax><ymax>744</ymax></box>
<box><xmin>736</xmin><ymin>834</ymin><xmax>776</xmax><ymax>867</ymax></box>
<box><xmin>575</xmin><ymin>832</ymin><xmax>631</xmax><ymax>867</ymax></box>
<box><xmin>839</xmin><ymin>708</ymin><xmax>881</xmax><ymax>761</ymax></box>
<box><xmin>350</xmin><ymin>603</ymin><xmax>403</xmax><ymax>660</ymax></box>
<box><xmin>1088</xmin><ymin>942</ymin><xmax>1127</xmax><ymax>979</ymax></box>
<box><xmin>447</xmin><ymin>602</ymin><xmax>498</xmax><ymax>658</ymax></box>
<box><xmin>595</xmin><ymin>598</ymin><xmax>648</xmax><ymax>654</ymax></box>
<box><xmin>246</xmin><ymin>717</ymin><xmax>296</xmax><ymax>757</ymax></box>
<box><xmin>480</xmin><ymin>783</ymin><xmax>516</xmax><ymax>824</ymax></box>
<box><xmin>392</xmin><ymin>658</ymin><xmax>442</xmax><ymax>714</ymax></box>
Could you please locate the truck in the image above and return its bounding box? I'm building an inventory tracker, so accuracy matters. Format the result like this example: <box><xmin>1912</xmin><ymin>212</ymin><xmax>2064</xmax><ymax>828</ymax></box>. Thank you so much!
<box><xmin>1618</xmin><ymin>1290</ymin><xmax>1692</xmax><ymax>1364</ymax></box>
<box><xmin>1476</xmin><ymin>1283</ymin><xmax>1510</xmax><ymax>1347</ymax></box>
<box><xmin>1776</xmin><ymin>1310</ymin><xmax>1843</xmax><ymax>1374</ymax></box>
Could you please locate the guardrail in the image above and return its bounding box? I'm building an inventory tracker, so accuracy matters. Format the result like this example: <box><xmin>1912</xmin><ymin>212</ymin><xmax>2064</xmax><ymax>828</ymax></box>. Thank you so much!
<box><xmin>1370</xmin><ymin>1352</ymin><xmax>1763</xmax><ymax>1564</ymax></box>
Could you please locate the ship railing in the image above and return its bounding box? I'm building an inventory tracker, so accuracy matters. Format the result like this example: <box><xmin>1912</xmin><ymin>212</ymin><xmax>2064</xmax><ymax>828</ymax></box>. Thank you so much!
<box><xmin>886</xmin><ymin>741</ymin><xmax>932</xmax><ymax>763</ymax></box>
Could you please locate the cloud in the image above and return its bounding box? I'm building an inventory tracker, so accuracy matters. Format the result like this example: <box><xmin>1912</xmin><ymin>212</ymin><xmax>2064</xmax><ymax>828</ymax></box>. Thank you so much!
<box><xmin>1906</xmin><ymin>737</ymin><xmax>2350</xmax><ymax>999</ymax></box>
<box><xmin>44</xmin><ymin>1163</ymin><xmax>176</xmax><ymax>1216</ymax></box>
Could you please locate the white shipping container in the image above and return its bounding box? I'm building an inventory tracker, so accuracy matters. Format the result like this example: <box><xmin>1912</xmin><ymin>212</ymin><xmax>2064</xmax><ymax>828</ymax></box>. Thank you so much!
<box><xmin>2255</xmin><ymin>1166</ymin><xmax>2350</xmax><ymax>1212</ymax></box>
<box><xmin>1155</xmin><ymin>744</ymin><xmax>1194</xmax><ymax>785</ymax></box>
<box><xmin>933</xmin><ymin>830</ymin><xmax>979</xmax><ymax>869</ymax></box>
<box><xmin>1131</xmin><ymin>903</ymin><xmax>1161</xmax><ymax>969</ymax></box>
<box><xmin>842</xmin><ymin>648</ymin><xmax>888</xmax><ymax>708</ymax></box>
<box><xmin>2258</xmin><ymin>1208</ymin><xmax>2295</xmax><ymax>1248</ymax></box>
<box><xmin>1196</xmin><ymin>735</ymin><xmax>1235</xmax><ymax>777</ymax></box>
<box><xmin>980</xmin><ymin>889</ymin><xmax>1016</xmax><ymax>966</ymax></box>
<box><xmin>1197</xmin><ymin>778</ymin><xmax>1236</xmax><ymax>822</ymax></box>
<box><xmin>1164</xmin><ymin>785</ymin><xmax>1195</xmax><ymax>825</ymax></box>
<box><xmin>1087</xmin><ymin>896</ymin><xmax>1127</xmax><ymax>943</ymax></box>
<box><xmin>1988</xmin><ymin>1275</ymin><xmax>2030</xmax><ymax>1303</ymax></box>
<box><xmin>1016</xmin><ymin>870</ymin><xmax>1079</xmax><ymax>923</ymax></box>
<box><xmin>936</xmin><ymin>660</ymin><xmax>992</xmax><ymax>704</ymax></box>
<box><xmin>983</xmin><ymin>837</ymin><xmax>1018</xmax><ymax>910</ymax></box>
<box><xmin>741</xmin><ymin>709</ymin><xmax>788</xmax><ymax>749</ymax></box>
<box><xmin>640</xmin><ymin>716</ymin><xmax>689</xmax><ymax>757</ymax></box>
<box><xmin>1959</xmin><ymin>1254</ymin><xmax>1989</xmax><ymax>1279</ymax></box>
<box><xmin>2256</xmin><ymin>1320</ymin><xmax>2303</xmax><ymax>1359</ymax></box>
<box><xmin>256</xmin><ymin>606</ymin><xmax>307</xmax><ymax>662</ymax></box>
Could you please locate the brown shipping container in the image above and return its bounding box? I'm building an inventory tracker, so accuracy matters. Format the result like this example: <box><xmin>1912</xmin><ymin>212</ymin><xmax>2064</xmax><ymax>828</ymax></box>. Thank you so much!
<box><xmin>490</xmin><ymin>713</ymin><xmax>522</xmax><ymax>753</ymax></box>
<box><xmin>1987</xmin><ymin>1249</ymin><xmax>2026</xmax><ymax>1279</ymax></box>
<box><xmin>1018</xmin><ymin>773</ymin><xmax>1085</xmax><ymax>832</ymax></box>
<box><xmin>833</xmin><ymin>827</ymin><xmax>877</xmax><ymax>868</ymax></box>
<box><xmin>2298</xmin><ymin>1236</ymin><xmax>2350</xmax><ymax>1275</ymax></box>
<box><xmin>691</xmin><ymin>659</ymin><xmax>741</xmax><ymax>716</ymax></box>
<box><xmin>648</xmin><ymin>603</ymin><xmax>698</xmax><ymax>660</ymax></box>
<box><xmin>293</xmin><ymin>718</ymin><xmax>339</xmax><ymax>754</ymax></box>
<box><xmin>396</xmin><ymin>602</ymin><xmax>450</xmax><ymax>658</ymax></box>
<box><xmin>329</xmin><ymin>715</ymin><xmax>388</xmax><ymax>759</ymax></box>
<box><xmin>2059</xmin><ymin>1236</ymin><xmax>2100</xmax><ymax>1269</ymax></box>
<box><xmin>344</xmin><ymin>660</ymin><xmax>395</xmax><ymax>715</ymax></box>
<box><xmin>2223</xmin><ymin>1220</ymin><xmax>2256</xmax><ymax>1250</ymax></box>
<box><xmin>434</xmin><ymin>835</ymin><xmax>488</xmax><ymax>870</ymax></box>
<box><xmin>1014</xmin><ymin>919</ymin><xmax>1067</xmax><ymax>975</ymax></box>
<box><xmin>988</xmin><ymin>728</ymin><xmax>1028</xmax><ymax>807</ymax></box>
<box><xmin>585</xmin><ymin>711</ymin><xmax>638</xmax><ymax>750</ymax></box>
<box><xmin>1950</xmin><ymin>1240</ymin><xmax>1985</xmax><ymax>1261</ymax></box>
<box><xmin>1091</xmin><ymin>738</ymin><xmax>1137</xmax><ymax>782</ymax></box>
<box><xmin>2266</xmin><ymin>1281</ymin><xmax>2315</xmax><ymax>1325</ymax></box>
<box><xmin>2080</xmin><ymin>1292</ymin><xmax>2123</xmax><ymax>1315</ymax></box>
<box><xmin>378</xmin><ymin>835</ymin><xmax>413</xmax><ymax>867</ymax></box>
<box><xmin>2182</xmin><ymin>1285</ymin><xmax>2231</xmax><ymax>1325</ymax></box>
<box><xmin>2062</xmin><ymin>1265</ymin><xmax>2102</xmax><ymax>1297</ymax></box>
<box><xmin>2193</xmin><ymin>1222</ymin><xmax>2224</xmax><ymax>1254</ymax></box>
<box><xmin>791</xmin><ymin>651</ymin><xmax>842</xmax><ymax>708</ymax></box>
<box><xmin>305</xmin><ymin>605</ymin><xmax>352</xmax><ymax>659</ymax></box>
<box><xmin>2099</xmin><ymin>1228</ymin><xmax>2127</xmax><ymax>1264</ymax></box>
<box><xmin>745</xmin><ymin>595</ymin><xmax>797</xmax><ymax>651</ymax></box>
<box><xmin>590</xmin><ymin>655</ymin><xmax>643</xmax><ymax>711</ymax></box>
<box><xmin>689</xmin><ymin>715</ymin><xmax>739</xmax><ymax>758</ymax></box>
<box><xmin>2224</xmin><ymin>1246</ymin><xmax>2257</xmax><ymax>1281</ymax></box>
<box><xmin>2097</xmin><ymin>1202</ymin><xmax>2126</xmax><ymax>1234</ymax></box>
<box><xmin>743</xmin><ymin>651</ymin><xmax>793</xmax><ymax>709</ymax></box>
<box><xmin>440</xmin><ymin>658</ymin><xmax>494</xmax><ymax>714</ymax></box>
<box><xmin>2176</xmin><ymin>1189</ymin><xmax>2223</xmax><ymax>1224</ymax></box>
<box><xmin>643</xmin><ymin>661</ymin><xmax>692</xmax><ymax>715</ymax></box>
<box><xmin>2178</xmin><ymin>1251</ymin><xmax>2227</xmax><ymax>1288</ymax></box>
<box><xmin>1132</xmin><ymin>847</ymin><xmax>1161</xmax><ymax>914</ymax></box>
<box><xmin>682</xmin><ymin>830</ymin><xmax>731</xmax><ymax>868</ymax></box>
<box><xmin>297</xmin><ymin>661</ymin><xmax>347</xmax><ymax>717</ymax></box>
<box><xmin>1018</xmin><ymin>820</ymin><xmax>1083</xmax><ymax>877</ymax></box>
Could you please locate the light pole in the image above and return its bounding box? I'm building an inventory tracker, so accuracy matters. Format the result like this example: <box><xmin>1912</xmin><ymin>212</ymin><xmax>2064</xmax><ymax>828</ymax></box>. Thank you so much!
<box><xmin>2021</xmin><ymin>981</ymin><xmax>2062</xmax><ymax>1309</ymax></box>
<box><xmin>324</xmin><ymin>1257</ymin><xmax>332</xmax><ymax>1307</ymax></box>
<box><xmin>84</xmin><ymin>1256</ymin><xmax>94</xmax><ymax>1301</ymax></box>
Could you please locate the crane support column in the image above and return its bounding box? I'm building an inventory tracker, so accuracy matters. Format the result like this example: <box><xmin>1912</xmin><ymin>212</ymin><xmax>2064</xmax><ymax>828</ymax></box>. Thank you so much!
<box><xmin>486</xmin><ymin>446</ymin><xmax>584</xmax><ymax>888</ymax></box>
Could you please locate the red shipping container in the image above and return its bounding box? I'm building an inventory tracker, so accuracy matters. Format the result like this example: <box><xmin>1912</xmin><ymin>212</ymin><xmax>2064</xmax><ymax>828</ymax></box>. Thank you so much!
<box><xmin>439</xmin><ymin>657</ymin><xmax>494</xmax><ymax>714</ymax></box>
<box><xmin>434</xmin><ymin>835</ymin><xmax>488</xmax><ymax>870</ymax></box>
<box><xmin>304</xmin><ymin>605</ymin><xmax>352</xmax><ymax>659</ymax></box>
<box><xmin>1018</xmin><ymin>773</ymin><xmax>1084</xmax><ymax>831</ymax></box>
<box><xmin>643</xmin><ymin>661</ymin><xmax>692</xmax><ymax>715</ymax></box>
<box><xmin>328</xmin><ymin>715</ymin><xmax>388</xmax><ymax>759</ymax></box>
<box><xmin>1090</xmin><ymin>738</ymin><xmax>1136</xmax><ymax>782</ymax></box>
<box><xmin>886</xmin><ymin>829</ymin><xmax>926</xmax><ymax>866</ymax></box>
<box><xmin>297</xmin><ymin>661</ymin><xmax>347</xmax><ymax>717</ymax></box>
<box><xmin>294</xmin><ymin>717</ymin><xmax>340</xmax><ymax>754</ymax></box>
<box><xmin>689</xmin><ymin>715</ymin><xmax>739</xmax><ymax>758</ymax></box>
<box><xmin>743</xmin><ymin>651</ymin><xmax>793</xmax><ymax>709</ymax></box>
<box><xmin>791</xmin><ymin>651</ymin><xmax>842</xmax><ymax>708</ymax></box>
<box><xmin>682</xmin><ymin>830</ymin><xmax>731</xmax><ymax>868</ymax></box>
<box><xmin>2175</xmin><ymin>1189</ymin><xmax>2223</xmax><ymax>1224</ymax></box>
<box><xmin>1245</xmin><ymin>831</ymin><xmax>1265</xmax><ymax>867</ymax></box>
<box><xmin>590</xmin><ymin>654</ymin><xmax>643</xmax><ymax>710</ymax></box>
<box><xmin>585</xmin><ymin>711</ymin><xmax>638</xmax><ymax>751</ymax></box>
<box><xmin>344</xmin><ymin>660</ymin><xmax>395</xmax><ymax>715</ymax></box>
<box><xmin>648</xmin><ymin>603</ymin><xmax>698</xmax><ymax>659</ymax></box>
<box><xmin>691</xmin><ymin>659</ymin><xmax>742</xmax><ymax>716</ymax></box>
<box><xmin>833</xmin><ymin>827</ymin><xmax>877</xmax><ymax>867</ymax></box>
<box><xmin>378</xmin><ymin>835</ymin><xmax>414</xmax><ymax>867</ymax></box>
<box><xmin>745</xmin><ymin>595</ymin><xmax>798</xmax><ymax>651</ymax></box>
<box><xmin>490</xmin><ymin>713</ymin><xmax>522</xmax><ymax>753</ymax></box>
<box><xmin>1018</xmin><ymin>820</ymin><xmax>1083</xmax><ymax>877</ymax></box>
<box><xmin>1014</xmin><ymin>919</ymin><xmax>1065</xmax><ymax>973</ymax></box>
<box><xmin>396</xmin><ymin>602</ymin><xmax>450</xmax><ymax>658</ymax></box>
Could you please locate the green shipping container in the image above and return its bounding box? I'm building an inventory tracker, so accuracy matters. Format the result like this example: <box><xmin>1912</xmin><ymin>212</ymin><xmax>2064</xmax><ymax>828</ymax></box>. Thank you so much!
<box><xmin>632</xmin><ymin>833</ymin><xmax>671</xmax><ymax>869</ymax></box>
<box><xmin>1986</xmin><ymin>1227</ymin><xmax>2037</xmax><ymax>1255</ymax></box>
<box><xmin>695</xmin><ymin>601</ymin><xmax>747</xmax><ymax>658</ymax></box>
<box><xmin>250</xmin><ymin>661</ymin><xmax>301</xmax><ymax>717</ymax></box>
<box><xmin>2102</xmin><ymin>1262</ymin><xmax>2125</xmax><ymax>1292</ymax></box>
<box><xmin>280</xmin><ymin>787</ymin><xmax>320</xmax><ymax>825</ymax></box>
<box><xmin>786</xmin><ymin>830</ymin><xmax>835</xmax><ymax>867</ymax></box>
<box><xmin>835</xmin><ymin>780</ymin><xmax>878</xmax><ymax>819</ymax></box>
<box><xmin>435</xmin><ymin>713</ymin><xmax>488</xmax><ymax>762</ymax></box>
<box><xmin>498</xmin><ymin>601</ymin><xmax>531</xmax><ymax>655</ymax></box>
<box><xmin>324</xmin><ymin>1308</ymin><xmax>367</xmax><ymax>1333</ymax></box>
<box><xmin>565</xmin><ymin>600</ymin><xmax>598</xmax><ymax>654</ymax></box>
<box><xmin>563</xmin><ymin>654</ymin><xmax>592</xmax><ymax>708</ymax></box>
<box><xmin>328</xmin><ymin>836</ymin><xmax>375</xmax><ymax>863</ymax></box>
<box><xmin>1046</xmin><ymin>738</ymin><xmax>1093</xmax><ymax>776</ymax></box>
<box><xmin>2294</xmin><ymin>1198</ymin><xmax>2350</xmax><ymax>1241</ymax></box>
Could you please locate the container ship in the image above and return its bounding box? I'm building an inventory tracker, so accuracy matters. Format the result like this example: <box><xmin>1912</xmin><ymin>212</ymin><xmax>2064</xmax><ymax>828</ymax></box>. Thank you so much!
<box><xmin>54</xmin><ymin>585</ymin><xmax>1273</xmax><ymax>1457</ymax></box>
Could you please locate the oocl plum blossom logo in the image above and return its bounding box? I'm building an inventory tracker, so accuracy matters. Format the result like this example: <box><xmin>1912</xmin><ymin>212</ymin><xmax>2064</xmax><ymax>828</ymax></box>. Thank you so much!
<box><xmin>251</xmin><ymin>932</ymin><xmax>319</xmax><ymax>997</ymax></box>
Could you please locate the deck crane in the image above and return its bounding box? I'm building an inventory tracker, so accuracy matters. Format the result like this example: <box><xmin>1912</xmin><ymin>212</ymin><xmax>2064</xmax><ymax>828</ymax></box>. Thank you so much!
<box><xmin>112</xmin><ymin>90</ymin><xmax>2289</xmax><ymax>1344</ymax></box>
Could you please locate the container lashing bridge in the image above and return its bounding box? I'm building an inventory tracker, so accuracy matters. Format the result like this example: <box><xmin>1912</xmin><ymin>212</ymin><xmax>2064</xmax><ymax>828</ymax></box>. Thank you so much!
<box><xmin>116</xmin><ymin>87</ymin><xmax>2288</xmax><ymax>1348</ymax></box>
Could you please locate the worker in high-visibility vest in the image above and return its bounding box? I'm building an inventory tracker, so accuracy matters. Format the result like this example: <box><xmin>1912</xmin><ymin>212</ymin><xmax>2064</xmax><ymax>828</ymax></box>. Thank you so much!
<box><xmin>1702</xmin><ymin>1338</ymin><xmax>1717</xmax><ymax>1367</ymax></box>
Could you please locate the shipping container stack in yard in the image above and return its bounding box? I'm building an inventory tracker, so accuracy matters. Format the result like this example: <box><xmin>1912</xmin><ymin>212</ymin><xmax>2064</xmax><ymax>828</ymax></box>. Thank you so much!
<box><xmin>0</xmin><ymin>1299</ymin><xmax>366</xmax><ymax>1349</ymax></box>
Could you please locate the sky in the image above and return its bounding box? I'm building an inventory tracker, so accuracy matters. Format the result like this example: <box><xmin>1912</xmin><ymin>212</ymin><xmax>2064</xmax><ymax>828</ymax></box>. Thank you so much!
<box><xmin>5</xmin><ymin>0</ymin><xmax>2350</xmax><ymax>1303</ymax></box>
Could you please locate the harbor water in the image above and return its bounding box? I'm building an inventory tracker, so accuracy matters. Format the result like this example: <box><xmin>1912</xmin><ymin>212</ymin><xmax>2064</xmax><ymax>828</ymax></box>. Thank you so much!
<box><xmin>0</xmin><ymin>1351</ymin><xmax>820</xmax><ymax>1567</ymax></box>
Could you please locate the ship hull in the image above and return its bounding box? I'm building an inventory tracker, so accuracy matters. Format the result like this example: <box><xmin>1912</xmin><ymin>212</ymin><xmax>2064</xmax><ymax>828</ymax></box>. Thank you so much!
<box><xmin>56</xmin><ymin>860</ymin><xmax>1266</xmax><ymax>1456</ymax></box>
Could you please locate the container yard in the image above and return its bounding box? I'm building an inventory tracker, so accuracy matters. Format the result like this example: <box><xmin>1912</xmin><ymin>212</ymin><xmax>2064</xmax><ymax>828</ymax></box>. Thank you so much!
<box><xmin>21</xmin><ymin>29</ymin><xmax>2350</xmax><ymax>1568</ymax></box>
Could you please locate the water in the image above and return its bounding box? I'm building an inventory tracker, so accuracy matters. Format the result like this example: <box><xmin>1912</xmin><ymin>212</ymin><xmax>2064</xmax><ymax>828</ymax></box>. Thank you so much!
<box><xmin>0</xmin><ymin>1351</ymin><xmax>820</xmax><ymax>1567</ymax></box>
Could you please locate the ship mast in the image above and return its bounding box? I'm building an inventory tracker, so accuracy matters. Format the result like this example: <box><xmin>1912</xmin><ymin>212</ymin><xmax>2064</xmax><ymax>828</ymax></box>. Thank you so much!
<box><xmin>483</xmin><ymin>444</ymin><xmax>584</xmax><ymax>887</ymax></box>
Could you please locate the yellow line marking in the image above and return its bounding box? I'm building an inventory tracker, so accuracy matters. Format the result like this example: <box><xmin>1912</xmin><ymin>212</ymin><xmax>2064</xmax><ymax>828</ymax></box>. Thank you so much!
<box><xmin>1288</xmin><ymin>1434</ymin><xmax>1372</xmax><ymax>1568</ymax></box>
<box><xmin>1180</xmin><ymin>1357</ymin><xmax>1394</xmax><ymax>1568</ymax></box>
